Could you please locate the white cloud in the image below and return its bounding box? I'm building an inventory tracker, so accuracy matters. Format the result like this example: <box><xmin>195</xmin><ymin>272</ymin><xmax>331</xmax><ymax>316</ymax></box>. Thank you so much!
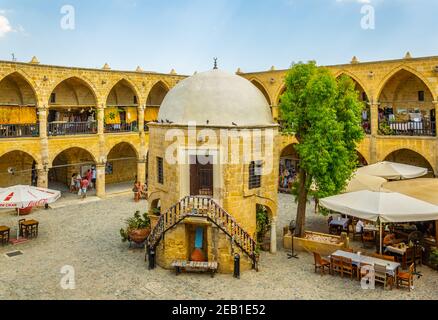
<box><xmin>0</xmin><ymin>14</ymin><xmax>12</xmax><ymax>37</ymax></box>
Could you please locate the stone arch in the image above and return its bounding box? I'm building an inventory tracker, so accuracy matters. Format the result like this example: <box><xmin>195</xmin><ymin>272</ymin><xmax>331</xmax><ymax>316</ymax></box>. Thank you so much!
<box><xmin>335</xmin><ymin>71</ymin><xmax>370</xmax><ymax>102</ymax></box>
<box><xmin>49</xmin><ymin>147</ymin><xmax>97</xmax><ymax>189</ymax></box>
<box><xmin>106</xmin><ymin>142</ymin><xmax>138</xmax><ymax>186</ymax></box>
<box><xmin>145</xmin><ymin>81</ymin><xmax>169</xmax><ymax>122</ymax></box>
<box><xmin>0</xmin><ymin>150</ymin><xmax>38</xmax><ymax>187</ymax></box>
<box><xmin>279</xmin><ymin>143</ymin><xmax>300</xmax><ymax>192</ymax></box>
<box><xmin>49</xmin><ymin>76</ymin><xmax>98</xmax><ymax>105</ymax></box>
<box><xmin>382</xmin><ymin>148</ymin><xmax>434</xmax><ymax>176</ymax></box>
<box><xmin>275</xmin><ymin>85</ymin><xmax>287</xmax><ymax>106</ymax></box>
<box><xmin>376</xmin><ymin>66</ymin><xmax>436</xmax><ymax>103</ymax></box>
<box><xmin>0</xmin><ymin>71</ymin><xmax>40</xmax><ymax>104</ymax></box>
<box><xmin>49</xmin><ymin>146</ymin><xmax>98</xmax><ymax>166</ymax></box>
<box><xmin>250</xmin><ymin>79</ymin><xmax>272</xmax><ymax>105</ymax></box>
<box><xmin>105</xmin><ymin>78</ymin><xmax>141</xmax><ymax>107</ymax></box>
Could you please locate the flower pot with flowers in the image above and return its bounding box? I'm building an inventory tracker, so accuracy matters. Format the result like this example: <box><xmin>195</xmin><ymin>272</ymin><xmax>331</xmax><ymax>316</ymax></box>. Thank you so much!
<box><xmin>120</xmin><ymin>211</ymin><xmax>151</xmax><ymax>245</ymax></box>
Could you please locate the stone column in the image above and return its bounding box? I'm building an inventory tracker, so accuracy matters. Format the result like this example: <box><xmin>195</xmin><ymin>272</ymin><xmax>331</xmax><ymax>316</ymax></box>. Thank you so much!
<box><xmin>37</xmin><ymin>166</ymin><xmax>49</xmax><ymax>189</ymax></box>
<box><xmin>138</xmin><ymin>104</ymin><xmax>145</xmax><ymax>133</ymax></box>
<box><xmin>270</xmin><ymin>216</ymin><xmax>277</xmax><ymax>254</ymax></box>
<box><xmin>95</xmin><ymin>163</ymin><xmax>106</xmax><ymax>198</ymax></box>
<box><xmin>38</xmin><ymin>105</ymin><xmax>50</xmax><ymax>188</ymax></box>
<box><xmin>97</xmin><ymin>105</ymin><xmax>105</xmax><ymax>135</ymax></box>
<box><xmin>137</xmin><ymin>159</ymin><xmax>147</xmax><ymax>185</ymax></box>
<box><xmin>370</xmin><ymin>102</ymin><xmax>379</xmax><ymax>164</ymax></box>
<box><xmin>433</xmin><ymin>101</ymin><xmax>438</xmax><ymax>177</ymax></box>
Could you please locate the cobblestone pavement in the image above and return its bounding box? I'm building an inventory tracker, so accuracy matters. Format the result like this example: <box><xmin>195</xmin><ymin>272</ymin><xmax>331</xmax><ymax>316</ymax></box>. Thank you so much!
<box><xmin>1</xmin><ymin>193</ymin><xmax>437</xmax><ymax>300</ymax></box>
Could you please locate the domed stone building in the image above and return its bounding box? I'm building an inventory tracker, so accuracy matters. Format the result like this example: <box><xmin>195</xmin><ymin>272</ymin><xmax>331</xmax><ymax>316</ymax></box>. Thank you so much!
<box><xmin>147</xmin><ymin>68</ymin><xmax>280</xmax><ymax>273</ymax></box>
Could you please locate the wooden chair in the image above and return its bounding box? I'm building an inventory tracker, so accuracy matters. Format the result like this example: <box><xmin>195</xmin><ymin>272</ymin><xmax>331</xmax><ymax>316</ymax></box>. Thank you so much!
<box><xmin>313</xmin><ymin>252</ymin><xmax>330</xmax><ymax>275</ymax></box>
<box><xmin>372</xmin><ymin>253</ymin><xmax>395</xmax><ymax>262</ymax></box>
<box><xmin>397</xmin><ymin>263</ymin><xmax>415</xmax><ymax>291</ymax></box>
<box><xmin>330</xmin><ymin>255</ymin><xmax>343</xmax><ymax>277</ymax></box>
<box><xmin>341</xmin><ymin>257</ymin><xmax>354</xmax><ymax>279</ymax></box>
<box><xmin>362</xmin><ymin>231</ymin><xmax>375</xmax><ymax>249</ymax></box>
<box><xmin>18</xmin><ymin>219</ymin><xmax>26</xmax><ymax>237</ymax></box>
<box><xmin>374</xmin><ymin>263</ymin><xmax>389</xmax><ymax>290</ymax></box>
<box><xmin>0</xmin><ymin>226</ymin><xmax>10</xmax><ymax>245</ymax></box>
<box><xmin>352</xmin><ymin>223</ymin><xmax>363</xmax><ymax>242</ymax></box>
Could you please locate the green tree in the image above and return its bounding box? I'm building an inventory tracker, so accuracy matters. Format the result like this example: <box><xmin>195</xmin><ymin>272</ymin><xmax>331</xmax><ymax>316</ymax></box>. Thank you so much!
<box><xmin>280</xmin><ymin>62</ymin><xmax>365</xmax><ymax>237</ymax></box>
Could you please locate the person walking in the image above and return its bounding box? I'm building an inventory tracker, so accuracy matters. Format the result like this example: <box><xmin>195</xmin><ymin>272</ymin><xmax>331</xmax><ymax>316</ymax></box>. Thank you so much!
<box><xmin>86</xmin><ymin>169</ymin><xmax>93</xmax><ymax>190</ymax></box>
<box><xmin>79</xmin><ymin>178</ymin><xmax>89</xmax><ymax>199</ymax></box>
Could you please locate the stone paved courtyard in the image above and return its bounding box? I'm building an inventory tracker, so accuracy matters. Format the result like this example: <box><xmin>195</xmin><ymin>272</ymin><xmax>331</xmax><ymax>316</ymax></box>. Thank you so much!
<box><xmin>1</xmin><ymin>193</ymin><xmax>437</xmax><ymax>300</ymax></box>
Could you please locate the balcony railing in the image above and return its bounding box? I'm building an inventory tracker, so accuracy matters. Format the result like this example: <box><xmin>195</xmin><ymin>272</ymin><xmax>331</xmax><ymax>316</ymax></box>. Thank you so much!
<box><xmin>48</xmin><ymin>122</ymin><xmax>97</xmax><ymax>136</ymax></box>
<box><xmin>0</xmin><ymin>124</ymin><xmax>39</xmax><ymax>138</ymax></box>
<box><xmin>379</xmin><ymin>120</ymin><xmax>436</xmax><ymax>137</ymax></box>
<box><xmin>104</xmin><ymin>122</ymin><xmax>138</xmax><ymax>133</ymax></box>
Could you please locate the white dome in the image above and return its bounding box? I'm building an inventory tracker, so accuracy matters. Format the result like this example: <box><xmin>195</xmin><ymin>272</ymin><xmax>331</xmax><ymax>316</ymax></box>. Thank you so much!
<box><xmin>158</xmin><ymin>69</ymin><xmax>274</xmax><ymax>127</ymax></box>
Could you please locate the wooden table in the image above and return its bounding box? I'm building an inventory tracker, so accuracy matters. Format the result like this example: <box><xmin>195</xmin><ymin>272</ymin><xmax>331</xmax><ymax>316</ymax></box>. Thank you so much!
<box><xmin>20</xmin><ymin>220</ymin><xmax>39</xmax><ymax>239</ymax></box>
<box><xmin>171</xmin><ymin>260</ymin><xmax>218</xmax><ymax>278</ymax></box>
<box><xmin>332</xmin><ymin>250</ymin><xmax>401</xmax><ymax>287</ymax></box>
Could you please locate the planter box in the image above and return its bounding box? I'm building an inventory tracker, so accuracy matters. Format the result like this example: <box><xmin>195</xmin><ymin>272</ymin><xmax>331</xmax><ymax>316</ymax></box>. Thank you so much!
<box><xmin>283</xmin><ymin>231</ymin><xmax>348</xmax><ymax>256</ymax></box>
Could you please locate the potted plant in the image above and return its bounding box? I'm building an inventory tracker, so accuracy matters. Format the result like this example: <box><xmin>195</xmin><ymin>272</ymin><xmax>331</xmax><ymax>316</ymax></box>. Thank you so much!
<box><xmin>120</xmin><ymin>211</ymin><xmax>151</xmax><ymax>244</ymax></box>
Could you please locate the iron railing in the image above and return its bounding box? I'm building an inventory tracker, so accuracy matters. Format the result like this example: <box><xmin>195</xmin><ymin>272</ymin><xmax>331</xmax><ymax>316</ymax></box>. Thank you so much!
<box><xmin>104</xmin><ymin>122</ymin><xmax>138</xmax><ymax>133</ymax></box>
<box><xmin>379</xmin><ymin>120</ymin><xmax>436</xmax><ymax>137</ymax></box>
<box><xmin>48</xmin><ymin>122</ymin><xmax>97</xmax><ymax>136</ymax></box>
<box><xmin>0</xmin><ymin>124</ymin><xmax>39</xmax><ymax>138</ymax></box>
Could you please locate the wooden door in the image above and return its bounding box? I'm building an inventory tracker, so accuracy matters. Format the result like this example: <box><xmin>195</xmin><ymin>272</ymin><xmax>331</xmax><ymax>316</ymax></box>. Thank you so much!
<box><xmin>190</xmin><ymin>155</ymin><xmax>213</xmax><ymax>197</ymax></box>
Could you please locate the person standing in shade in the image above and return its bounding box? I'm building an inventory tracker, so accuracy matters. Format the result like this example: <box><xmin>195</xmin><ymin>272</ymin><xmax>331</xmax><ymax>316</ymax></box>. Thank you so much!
<box><xmin>91</xmin><ymin>166</ymin><xmax>97</xmax><ymax>190</ymax></box>
<box><xmin>86</xmin><ymin>169</ymin><xmax>93</xmax><ymax>190</ymax></box>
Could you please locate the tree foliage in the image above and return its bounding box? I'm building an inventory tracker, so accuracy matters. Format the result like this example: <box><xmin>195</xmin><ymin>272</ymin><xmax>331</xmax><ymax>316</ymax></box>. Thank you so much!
<box><xmin>280</xmin><ymin>61</ymin><xmax>364</xmax><ymax>236</ymax></box>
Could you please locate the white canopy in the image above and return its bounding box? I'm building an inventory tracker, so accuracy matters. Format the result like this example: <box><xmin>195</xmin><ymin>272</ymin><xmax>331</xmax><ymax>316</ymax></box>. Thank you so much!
<box><xmin>319</xmin><ymin>190</ymin><xmax>438</xmax><ymax>223</ymax></box>
<box><xmin>356</xmin><ymin>161</ymin><xmax>428</xmax><ymax>180</ymax></box>
<box><xmin>0</xmin><ymin>185</ymin><xmax>61</xmax><ymax>209</ymax></box>
<box><xmin>345</xmin><ymin>173</ymin><xmax>387</xmax><ymax>193</ymax></box>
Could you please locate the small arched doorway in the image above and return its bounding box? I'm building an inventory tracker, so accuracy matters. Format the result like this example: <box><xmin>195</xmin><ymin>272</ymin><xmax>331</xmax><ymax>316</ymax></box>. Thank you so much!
<box><xmin>49</xmin><ymin>147</ymin><xmax>96</xmax><ymax>193</ymax></box>
<box><xmin>279</xmin><ymin>144</ymin><xmax>300</xmax><ymax>193</ymax></box>
<box><xmin>105</xmin><ymin>142</ymin><xmax>138</xmax><ymax>193</ymax></box>
<box><xmin>384</xmin><ymin>149</ymin><xmax>434</xmax><ymax>177</ymax></box>
<box><xmin>0</xmin><ymin>151</ymin><xmax>38</xmax><ymax>187</ymax></box>
<box><xmin>256</xmin><ymin>204</ymin><xmax>272</xmax><ymax>252</ymax></box>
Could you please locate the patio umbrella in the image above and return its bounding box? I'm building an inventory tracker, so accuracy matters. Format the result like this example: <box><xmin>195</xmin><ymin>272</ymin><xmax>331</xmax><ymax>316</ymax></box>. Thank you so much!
<box><xmin>356</xmin><ymin>161</ymin><xmax>428</xmax><ymax>180</ymax></box>
<box><xmin>0</xmin><ymin>185</ymin><xmax>61</xmax><ymax>239</ymax></box>
<box><xmin>344</xmin><ymin>173</ymin><xmax>387</xmax><ymax>193</ymax></box>
<box><xmin>319</xmin><ymin>190</ymin><xmax>438</xmax><ymax>253</ymax></box>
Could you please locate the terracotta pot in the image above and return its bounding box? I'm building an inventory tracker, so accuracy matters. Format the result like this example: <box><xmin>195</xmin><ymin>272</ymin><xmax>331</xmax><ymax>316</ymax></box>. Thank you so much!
<box><xmin>128</xmin><ymin>228</ymin><xmax>151</xmax><ymax>244</ymax></box>
<box><xmin>191</xmin><ymin>248</ymin><xmax>206</xmax><ymax>262</ymax></box>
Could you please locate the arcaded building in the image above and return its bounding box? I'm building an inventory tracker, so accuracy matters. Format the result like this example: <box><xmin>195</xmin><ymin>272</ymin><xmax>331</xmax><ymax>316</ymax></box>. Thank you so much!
<box><xmin>1</xmin><ymin>52</ymin><xmax>438</xmax><ymax>195</ymax></box>
<box><xmin>147</xmin><ymin>69</ymin><xmax>279</xmax><ymax>273</ymax></box>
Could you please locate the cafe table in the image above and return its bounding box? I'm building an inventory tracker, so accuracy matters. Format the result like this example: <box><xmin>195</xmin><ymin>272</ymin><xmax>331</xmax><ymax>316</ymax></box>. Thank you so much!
<box><xmin>331</xmin><ymin>250</ymin><xmax>401</xmax><ymax>284</ymax></box>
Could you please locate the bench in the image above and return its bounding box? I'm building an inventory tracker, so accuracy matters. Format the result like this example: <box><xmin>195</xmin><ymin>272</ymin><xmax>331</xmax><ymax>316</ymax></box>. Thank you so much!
<box><xmin>171</xmin><ymin>260</ymin><xmax>218</xmax><ymax>278</ymax></box>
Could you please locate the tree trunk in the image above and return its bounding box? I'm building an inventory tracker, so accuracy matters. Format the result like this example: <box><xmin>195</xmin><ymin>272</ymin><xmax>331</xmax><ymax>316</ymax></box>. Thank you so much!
<box><xmin>295</xmin><ymin>168</ymin><xmax>308</xmax><ymax>238</ymax></box>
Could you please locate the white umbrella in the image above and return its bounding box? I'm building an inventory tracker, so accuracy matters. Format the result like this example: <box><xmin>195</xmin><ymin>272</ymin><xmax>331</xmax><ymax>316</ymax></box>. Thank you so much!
<box><xmin>319</xmin><ymin>190</ymin><xmax>438</xmax><ymax>253</ymax></box>
<box><xmin>0</xmin><ymin>185</ymin><xmax>61</xmax><ymax>239</ymax></box>
<box><xmin>345</xmin><ymin>173</ymin><xmax>387</xmax><ymax>193</ymax></box>
<box><xmin>356</xmin><ymin>161</ymin><xmax>428</xmax><ymax>180</ymax></box>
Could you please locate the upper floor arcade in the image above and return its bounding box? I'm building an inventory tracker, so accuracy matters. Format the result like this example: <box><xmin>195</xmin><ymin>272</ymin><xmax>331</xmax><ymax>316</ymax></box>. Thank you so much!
<box><xmin>239</xmin><ymin>54</ymin><xmax>438</xmax><ymax>138</ymax></box>
<box><xmin>0</xmin><ymin>60</ymin><xmax>183</xmax><ymax>138</ymax></box>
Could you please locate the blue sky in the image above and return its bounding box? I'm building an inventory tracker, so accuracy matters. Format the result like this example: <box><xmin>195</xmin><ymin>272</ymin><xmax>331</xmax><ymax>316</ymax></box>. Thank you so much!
<box><xmin>0</xmin><ymin>0</ymin><xmax>437</xmax><ymax>74</ymax></box>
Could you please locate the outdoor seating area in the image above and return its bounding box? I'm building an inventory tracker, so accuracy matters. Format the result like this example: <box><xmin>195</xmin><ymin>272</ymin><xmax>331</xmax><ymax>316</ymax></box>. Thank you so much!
<box><xmin>313</xmin><ymin>248</ymin><xmax>417</xmax><ymax>291</ymax></box>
